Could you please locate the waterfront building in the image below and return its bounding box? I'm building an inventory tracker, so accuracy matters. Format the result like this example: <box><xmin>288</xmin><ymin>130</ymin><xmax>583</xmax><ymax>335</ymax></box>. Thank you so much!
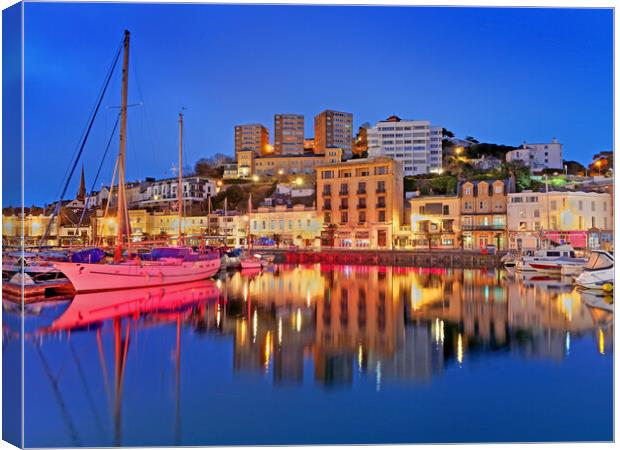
<box><xmin>408</xmin><ymin>195</ymin><xmax>461</xmax><ymax>249</ymax></box>
<box><xmin>249</xmin><ymin>204</ymin><xmax>322</xmax><ymax>248</ymax></box>
<box><xmin>459</xmin><ymin>179</ymin><xmax>511</xmax><ymax>250</ymax></box>
<box><xmin>316</xmin><ymin>157</ymin><xmax>404</xmax><ymax>248</ymax></box>
<box><xmin>314</xmin><ymin>110</ymin><xmax>353</xmax><ymax>156</ymax></box>
<box><xmin>274</xmin><ymin>114</ymin><xmax>305</xmax><ymax>155</ymax></box>
<box><xmin>505</xmin><ymin>138</ymin><xmax>563</xmax><ymax>171</ymax></box>
<box><xmin>507</xmin><ymin>190</ymin><xmax>613</xmax><ymax>250</ymax></box>
<box><xmin>93</xmin><ymin>209</ymin><xmax>246</xmax><ymax>246</ymax></box>
<box><xmin>234</xmin><ymin>124</ymin><xmax>270</xmax><ymax>158</ymax></box>
<box><xmin>367</xmin><ymin>115</ymin><xmax>442</xmax><ymax>176</ymax></box>
<box><xmin>138</xmin><ymin>176</ymin><xmax>217</xmax><ymax>209</ymax></box>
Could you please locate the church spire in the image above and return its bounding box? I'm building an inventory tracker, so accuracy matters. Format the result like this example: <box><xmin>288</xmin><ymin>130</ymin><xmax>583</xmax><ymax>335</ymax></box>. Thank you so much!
<box><xmin>77</xmin><ymin>165</ymin><xmax>86</xmax><ymax>202</ymax></box>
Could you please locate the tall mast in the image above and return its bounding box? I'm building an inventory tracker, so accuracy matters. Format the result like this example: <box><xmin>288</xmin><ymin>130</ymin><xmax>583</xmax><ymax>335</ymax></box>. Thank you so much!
<box><xmin>115</xmin><ymin>30</ymin><xmax>130</xmax><ymax>262</ymax></box>
<box><xmin>178</xmin><ymin>112</ymin><xmax>184</xmax><ymax>245</ymax></box>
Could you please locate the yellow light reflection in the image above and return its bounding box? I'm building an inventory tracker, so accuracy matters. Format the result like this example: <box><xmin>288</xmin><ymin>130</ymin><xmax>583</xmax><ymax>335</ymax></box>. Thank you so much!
<box><xmin>264</xmin><ymin>331</ymin><xmax>272</xmax><ymax>372</ymax></box>
<box><xmin>216</xmin><ymin>303</ymin><xmax>221</xmax><ymax>328</ymax></box>
<box><xmin>357</xmin><ymin>344</ymin><xmax>363</xmax><ymax>370</ymax></box>
<box><xmin>457</xmin><ymin>333</ymin><xmax>464</xmax><ymax>366</ymax></box>
<box><xmin>295</xmin><ymin>308</ymin><xmax>302</xmax><ymax>332</ymax></box>
<box><xmin>278</xmin><ymin>317</ymin><xmax>283</xmax><ymax>345</ymax></box>
<box><xmin>252</xmin><ymin>309</ymin><xmax>258</xmax><ymax>343</ymax></box>
<box><xmin>598</xmin><ymin>328</ymin><xmax>605</xmax><ymax>355</ymax></box>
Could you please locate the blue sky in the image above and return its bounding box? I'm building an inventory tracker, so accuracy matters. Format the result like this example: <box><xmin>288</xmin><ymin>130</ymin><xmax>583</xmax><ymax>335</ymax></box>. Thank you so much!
<box><xmin>20</xmin><ymin>3</ymin><xmax>613</xmax><ymax>206</ymax></box>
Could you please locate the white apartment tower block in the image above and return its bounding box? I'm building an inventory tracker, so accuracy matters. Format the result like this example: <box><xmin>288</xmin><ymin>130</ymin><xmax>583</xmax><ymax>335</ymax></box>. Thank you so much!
<box><xmin>367</xmin><ymin>115</ymin><xmax>442</xmax><ymax>176</ymax></box>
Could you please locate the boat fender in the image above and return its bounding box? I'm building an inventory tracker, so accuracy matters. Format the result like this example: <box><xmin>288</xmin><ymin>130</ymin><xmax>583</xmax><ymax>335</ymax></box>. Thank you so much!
<box><xmin>602</xmin><ymin>283</ymin><xmax>613</xmax><ymax>293</ymax></box>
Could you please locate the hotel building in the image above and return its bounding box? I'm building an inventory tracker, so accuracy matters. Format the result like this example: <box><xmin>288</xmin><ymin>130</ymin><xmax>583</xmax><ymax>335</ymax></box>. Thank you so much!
<box><xmin>505</xmin><ymin>139</ymin><xmax>563</xmax><ymax>171</ymax></box>
<box><xmin>274</xmin><ymin>114</ymin><xmax>305</xmax><ymax>155</ymax></box>
<box><xmin>459</xmin><ymin>179</ymin><xmax>511</xmax><ymax>250</ymax></box>
<box><xmin>234</xmin><ymin>124</ymin><xmax>270</xmax><ymax>159</ymax></box>
<box><xmin>367</xmin><ymin>115</ymin><xmax>442</xmax><ymax>176</ymax></box>
<box><xmin>316</xmin><ymin>157</ymin><xmax>404</xmax><ymax>248</ymax></box>
<box><xmin>314</xmin><ymin>110</ymin><xmax>353</xmax><ymax>156</ymax></box>
<box><xmin>249</xmin><ymin>204</ymin><xmax>323</xmax><ymax>248</ymax></box>
<box><xmin>507</xmin><ymin>190</ymin><xmax>613</xmax><ymax>250</ymax></box>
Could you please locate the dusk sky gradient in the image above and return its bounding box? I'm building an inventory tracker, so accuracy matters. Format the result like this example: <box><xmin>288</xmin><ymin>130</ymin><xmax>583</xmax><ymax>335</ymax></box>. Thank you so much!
<box><xmin>20</xmin><ymin>3</ymin><xmax>613</xmax><ymax>206</ymax></box>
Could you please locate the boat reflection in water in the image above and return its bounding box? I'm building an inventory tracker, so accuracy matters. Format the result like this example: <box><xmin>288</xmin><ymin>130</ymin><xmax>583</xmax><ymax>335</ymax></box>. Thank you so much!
<box><xmin>20</xmin><ymin>265</ymin><xmax>612</xmax><ymax>447</ymax></box>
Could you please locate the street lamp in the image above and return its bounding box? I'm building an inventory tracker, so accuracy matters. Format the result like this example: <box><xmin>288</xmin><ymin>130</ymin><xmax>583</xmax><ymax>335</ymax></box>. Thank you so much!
<box><xmin>595</xmin><ymin>160</ymin><xmax>602</xmax><ymax>176</ymax></box>
<box><xmin>455</xmin><ymin>146</ymin><xmax>464</xmax><ymax>156</ymax></box>
<box><xmin>252</xmin><ymin>175</ymin><xmax>260</xmax><ymax>182</ymax></box>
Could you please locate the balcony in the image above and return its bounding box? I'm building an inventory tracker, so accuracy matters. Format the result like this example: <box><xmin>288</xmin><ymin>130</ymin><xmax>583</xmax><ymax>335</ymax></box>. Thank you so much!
<box><xmin>322</xmin><ymin>191</ymin><xmax>331</xmax><ymax>197</ymax></box>
<box><xmin>339</xmin><ymin>204</ymin><xmax>349</xmax><ymax>210</ymax></box>
<box><xmin>376</xmin><ymin>188</ymin><xmax>386</xmax><ymax>194</ymax></box>
<box><xmin>376</xmin><ymin>203</ymin><xmax>386</xmax><ymax>209</ymax></box>
<box><xmin>339</xmin><ymin>190</ymin><xmax>349</xmax><ymax>196</ymax></box>
<box><xmin>322</xmin><ymin>204</ymin><xmax>332</xmax><ymax>211</ymax></box>
<box><xmin>461</xmin><ymin>224</ymin><xmax>506</xmax><ymax>231</ymax></box>
<box><xmin>356</xmin><ymin>189</ymin><xmax>367</xmax><ymax>195</ymax></box>
<box><xmin>357</xmin><ymin>203</ymin><xmax>366</xmax><ymax>209</ymax></box>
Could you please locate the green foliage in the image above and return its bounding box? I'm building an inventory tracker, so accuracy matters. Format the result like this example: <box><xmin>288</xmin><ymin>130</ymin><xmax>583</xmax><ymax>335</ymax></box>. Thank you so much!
<box><xmin>564</xmin><ymin>160</ymin><xmax>586</xmax><ymax>175</ymax></box>
<box><xmin>403</xmin><ymin>175</ymin><xmax>458</xmax><ymax>195</ymax></box>
<box><xmin>467</xmin><ymin>142</ymin><xmax>516</xmax><ymax>159</ymax></box>
<box><xmin>194</xmin><ymin>159</ymin><xmax>225</xmax><ymax>178</ymax></box>
<box><xmin>442</xmin><ymin>128</ymin><xmax>455</xmax><ymax>138</ymax></box>
<box><xmin>210</xmin><ymin>182</ymin><xmax>277</xmax><ymax>211</ymax></box>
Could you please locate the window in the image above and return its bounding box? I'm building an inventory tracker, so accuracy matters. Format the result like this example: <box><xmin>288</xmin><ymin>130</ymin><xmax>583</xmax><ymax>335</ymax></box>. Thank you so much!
<box><xmin>578</xmin><ymin>200</ymin><xmax>583</xmax><ymax>210</ymax></box>
<box><xmin>494</xmin><ymin>185</ymin><xmax>503</xmax><ymax>194</ymax></box>
<box><xmin>479</xmin><ymin>201</ymin><xmax>486</xmax><ymax>209</ymax></box>
<box><xmin>377</xmin><ymin>181</ymin><xmax>386</xmax><ymax>193</ymax></box>
<box><xmin>591</xmin><ymin>201</ymin><xmax>596</xmax><ymax>211</ymax></box>
<box><xmin>550</xmin><ymin>200</ymin><xmax>557</xmax><ymax>210</ymax></box>
<box><xmin>340</xmin><ymin>212</ymin><xmax>348</xmax><ymax>224</ymax></box>
<box><xmin>533</xmin><ymin>209</ymin><xmax>540</xmax><ymax>218</ymax></box>
<box><xmin>464</xmin><ymin>201</ymin><xmax>473</xmax><ymax>210</ymax></box>
<box><xmin>443</xmin><ymin>205</ymin><xmax>449</xmax><ymax>215</ymax></box>
<box><xmin>359</xmin><ymin>211</ymin><xmax>366</xmax><ymax>224</ymax></box>
<box><xmin>324</xmin><ymin>212</ymin><xmax>331</xmax><ymax>223</ymax></box>
<box><xmin>464</xmin><ymin>187</ymin><xmax>472</xmax><ymax>195</ymax></box>
<box><xmin>378</xmin><ymin>210</ymin><xmax>386</xmax><ymax>222</ymax></box>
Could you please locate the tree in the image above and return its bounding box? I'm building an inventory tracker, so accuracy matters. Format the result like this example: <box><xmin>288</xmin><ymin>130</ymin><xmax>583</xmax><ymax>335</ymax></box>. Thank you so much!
<box><xmin>442</xmin><ymin>128</ymin><xmax>455</xmax><ymax>138</ymax></box>
<box><xmin>563</xmin><ymin>160</ymin><xmax>586</xmax><ymax>176</ymax></box>
<box><xmin>194</xmin><ymin>158</ymin><xmax>224</xmax><ymax>178</ymax></box>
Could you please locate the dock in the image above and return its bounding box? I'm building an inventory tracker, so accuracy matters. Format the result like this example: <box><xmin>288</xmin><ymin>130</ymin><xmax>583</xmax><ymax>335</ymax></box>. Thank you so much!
<box><xmin>2</xmin><ymin>279</ymin><xmax>75</xmax><ymax>303</ymax></box>
<box><xmin>260</xmin><ymin>248</ymin><xmax>505</xmax><ymax>268</ymax></box>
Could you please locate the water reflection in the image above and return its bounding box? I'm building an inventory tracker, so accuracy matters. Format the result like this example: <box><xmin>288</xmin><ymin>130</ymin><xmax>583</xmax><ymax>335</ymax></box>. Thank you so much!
<box><xmin>9</xmin><ymin>264</ymin><xmax>613</xmax><ymax>446</ymax></box>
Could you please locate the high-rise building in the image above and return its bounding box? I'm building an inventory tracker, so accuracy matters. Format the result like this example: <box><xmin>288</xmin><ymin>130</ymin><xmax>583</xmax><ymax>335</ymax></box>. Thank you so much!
<box><xmin>234</xmin><ymin>124</ymin><xmax>270</xmax><ymax>159</ymax></box>
<box><xmin>367</xmin><ymin>115</ymin><xmax>442</xmax><ymax>176</ymax></box>
<box><xmin>314</xmin><ymin>110</ymin><xmax>353</xmax><ymax>156</ymax></box>
<box><xmin>274</xmin><ymin>114</ymin><xmax>304</xmax><ymax>155</ymax></box>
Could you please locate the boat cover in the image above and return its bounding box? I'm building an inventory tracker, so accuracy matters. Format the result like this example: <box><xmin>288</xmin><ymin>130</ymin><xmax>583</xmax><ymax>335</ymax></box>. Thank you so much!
<box><xmin>71</xmin><ymin>248</ymin><xmax>106</xmax><ymax>263</ymax></box>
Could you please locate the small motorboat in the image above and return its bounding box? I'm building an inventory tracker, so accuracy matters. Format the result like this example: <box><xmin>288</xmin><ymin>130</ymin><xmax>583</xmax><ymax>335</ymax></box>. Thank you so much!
<box><xmin>528</xmin><ymin>255</ymin><xmax>587</xmax><ymax>274</ymax></box>
<box><xmin>575</xmin><ymin>250</ymin><xmax>614</xmax><ymax>291</ymax></box>
<box><xmin>240</xmin><ymin>255</ymin><xmax>263</xmax><ymax>270</ymax></box>
<box><xmin>515</xmin><ymin>244</ymin><xmax>580</xmax><ymax>272</ymax></box>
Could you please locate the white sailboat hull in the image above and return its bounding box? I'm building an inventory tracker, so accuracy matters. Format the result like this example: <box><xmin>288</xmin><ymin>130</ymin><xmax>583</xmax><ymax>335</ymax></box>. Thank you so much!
<box><xmin>54</xmin><ymin>258</ymin><xmax>221</xmax><ymax>293</ymax></box>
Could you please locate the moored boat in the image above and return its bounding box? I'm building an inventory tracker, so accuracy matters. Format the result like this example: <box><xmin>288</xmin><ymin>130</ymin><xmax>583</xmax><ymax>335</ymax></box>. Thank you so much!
<box><xmin>575</xmin><ymin>250</ymin><xmax>614</xmax><ymax>291</ymax></box>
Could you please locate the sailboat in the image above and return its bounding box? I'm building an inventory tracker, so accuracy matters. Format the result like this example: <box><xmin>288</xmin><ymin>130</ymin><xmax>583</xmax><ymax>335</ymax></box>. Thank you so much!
<box><xmin>54</xmin><ymin>31</ymin><xmax>220</xmax><ymax>293</ymax></box>
<box><xmin>239</xmin><ymin>193</ymin><xmax>263</xmax><ymax>271</ymax></box>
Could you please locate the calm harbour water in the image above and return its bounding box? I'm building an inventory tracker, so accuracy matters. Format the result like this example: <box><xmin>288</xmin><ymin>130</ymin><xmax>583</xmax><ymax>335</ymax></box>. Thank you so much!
<box><xmin>5</xmin><ymin>264</ymin><xmax>613</xmax><ymax>446</ymax></box>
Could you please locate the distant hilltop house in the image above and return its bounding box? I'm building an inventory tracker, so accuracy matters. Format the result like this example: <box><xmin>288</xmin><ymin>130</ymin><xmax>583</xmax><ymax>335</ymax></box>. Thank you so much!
<box><xmin>506</xmin><ymin>138</ymin><xmax>563</xmax><ymax>172</ymax></box>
